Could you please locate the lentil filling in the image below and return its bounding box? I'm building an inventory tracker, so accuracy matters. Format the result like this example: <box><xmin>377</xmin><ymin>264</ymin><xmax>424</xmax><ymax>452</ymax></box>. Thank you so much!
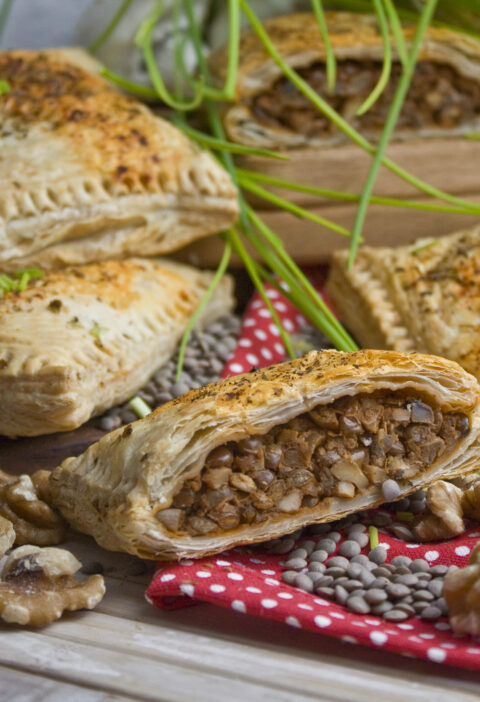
<box><xmin>250</xmin><ymin>60</ymin><xmax>480</xmax><ymax>138</ymax></box>
<box><xmin>156</xmin><ymin>391</ymin><xmax>469</xmax><ymax>537</ymax></box>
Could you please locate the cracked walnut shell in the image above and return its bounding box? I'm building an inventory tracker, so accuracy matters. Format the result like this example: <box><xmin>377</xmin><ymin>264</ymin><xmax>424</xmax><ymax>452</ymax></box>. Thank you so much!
<box><xmin>444</xmin><ymin>542</ymin><xmax>480</xmax><ymax>635</ymax></box>
<box><xmin>0</xmin><ymin>469</ymin><xmax>65</xmax><ymax>546</ymax></box>
<box><xmin>0</xmin><ymin>545</ymin><xmax>105</xmax><ymax>627</ymax></box>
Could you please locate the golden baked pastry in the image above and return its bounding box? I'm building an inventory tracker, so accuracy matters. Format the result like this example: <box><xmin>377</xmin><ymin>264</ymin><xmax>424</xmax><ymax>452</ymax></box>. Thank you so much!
<box><xmin>211</xmin><ymin>12</ymin><xmax>480</xmax><ymax>148</ymax></box>
<box><xmin>327</xmin><ymin>226</ymin><xmax>480</xmax><ymax>381</ymax></box>
<box><xmin>0</xmin><ymin>49</ymin><xmax>238</xmax><ymax>271</ymax></box>
<box><xmin>50</xmin><ymin>349</ymin><xmax>480</xmax><ymax>560</ymax></box>
<box><xmin>0</xmin><ymin>258</ymin><xmax>233</xmax><ymax>437</ymax></box>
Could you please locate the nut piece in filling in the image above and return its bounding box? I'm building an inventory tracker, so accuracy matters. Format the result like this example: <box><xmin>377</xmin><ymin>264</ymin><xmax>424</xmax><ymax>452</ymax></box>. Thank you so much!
<box><xmin>156</xmin><ymin>391</ymin><xmax>469</xmax><ymax>537</ymax></box>
<box><xmin>251</xmin><ymin>61</ymin><xmax>480</xmax><ymax>139</ymax></box>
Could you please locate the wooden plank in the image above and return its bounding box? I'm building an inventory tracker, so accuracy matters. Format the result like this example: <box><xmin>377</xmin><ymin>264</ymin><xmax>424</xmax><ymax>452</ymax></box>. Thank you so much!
<box><xmin>176</xmin><ymin>194</ymin><xmax>480</xmax><ymax>268</ymax></box>
<box><xmin>0</xmin><ymin>664</ymin><xmax>133</xmax><ymax>701</ymax></box>
<box><xmin>0</xmin><ymin>629</ymin><xmax>317</xmax><ymax>702</ymax></box>
<box><xmin>37</xmin><ymin>605</ymin><xmax>480</xmax><ymax>702</ymax></box>
<box><xmin>237</xmin><ymin>138</ymin><xmax>480</xmax><ymax>204</ymax></box>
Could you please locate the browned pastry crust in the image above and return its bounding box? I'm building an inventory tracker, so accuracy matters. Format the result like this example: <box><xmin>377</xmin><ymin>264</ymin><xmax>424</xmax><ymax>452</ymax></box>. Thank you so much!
<box><xmin>49</xmin><ymin>349</ymin><xmax>480</xmax><ymax>560</ymax></box>
<box><xmin>327</xmin><ymin>226</ymin><xmax>480</xmax><ymax>381</ymax></box>
<box><xmin>0</xmin><ymin>257</ymin><xmax>233</xmax><ymax>437</ymax></box>
<box><xmin>210</xmin><ymin>12</ymin><xmax>480</xmax><ymax>148</ymax></box>
<box><xmin>0</xmin><ymin>49</ymin><xmax>238</xmax><ymax>270</ymax></box>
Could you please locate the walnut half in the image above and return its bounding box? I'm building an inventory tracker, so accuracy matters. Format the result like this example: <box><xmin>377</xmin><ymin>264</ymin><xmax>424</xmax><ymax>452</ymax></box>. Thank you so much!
<box><xmin>444</xmin><ymin>543</ymin><xmax>480</xmax><ymax>635</ymax></box>
<box><xmin>0</xmin><ymin>545</ymin><xmax>105</xmax><ymax>627</ymax></box>
<box><xmin>414</xmin><ymin>480</ymin><xmax>465</xmax><ymax>541</ymax></box>
<box><xmin>0</xmin><ymin>469</ymin><xmax>65</xmax><ymax>546</ymax></box>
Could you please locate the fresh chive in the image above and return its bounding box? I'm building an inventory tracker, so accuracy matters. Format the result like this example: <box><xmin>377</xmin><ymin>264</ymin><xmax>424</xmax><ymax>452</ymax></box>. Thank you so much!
<box><xmin>16</xmin><ymin>271</ymin><xmax>29</xmax><ymax>292</ymax></box>
<box><xmin>356</xmin><ymin>0</ymin><xmax>391</xmax><ymax>115</ymax></box>
<box><xmin>396</xmin><ymin>511</ymin><xmax>414</xmax><ymax>522</ymax></box>
<box><xmin>311</xmin><ymin>0</ymin><xmax>336</xmax><ymax>93</ymax></box>
<box><xmin>348</xmin><ymin>0</ymin><xmax>439</xmax><ymax>269</ymax></box>
<box><xmin>198</xmin><ymin>0</ymin><xmax>240</xmax><ymax>101</ymax></box>
<box><xmin>245</xmin><ymin>208</ymin><xmax>358</xmax><ymax>351</ymax></box>
<box><xmin>369</xmin><ymin>525</ymin><xmax>379</xmax><ymax>550</ymax></box>
<box><xmin>135</xmin><ymin>0</ymin><xmax>205</xmax><ymax>111</ymax></box>
<box><xmin>176</xmin><ymin>122</ymin><xmax>289</xmax><ymax>160</ymax></box>
<box><xmin>129</xmin><ymin>396</ymin><xmax>152</xmax><ymax>419</ymax></box>
<box><xmin>239</xmin><ymin>175</ymin><xmax>352</xmax><ymax>237</ymax></box>
<box><xmin>237</xmin><ymin>168</ymin><xmax>480</xmax><ymax>215</ymax></box>
<box><xmin>239</xmin><ymin>0</ymin><xmax>480</xmax><ymax>216</ymax></box>
<box><xmin>409</xmin><ymin>238</ymin><xmax>439</xmax><ymax>254</ymax></box>
<box><xmin>101</xmin><ymin>68</ymin><xmax>159</xmax><ymax>98</ymax></box>
<box><xmin>383</xmin><ymin>0</ymin><xmax>408</xmax><ymax>69</ymax></box>
<box><xmin>175</xmin><ymin>241</ymin><xmax>232</xmax><ymax>381</ymax></box>
<box><xmin>225</xmin><ymin>229</ymin><xmax>296</xmax><ymax>359</ymax></box>
<box><xmin>89</xmin><ymin>0</ymin><xmax>134</xmax><ymax>54</ymax></box>
<box><xmin>89</xmin><ymin>324</ymin><xmax>108</xmax><ymax>339</ymax></box>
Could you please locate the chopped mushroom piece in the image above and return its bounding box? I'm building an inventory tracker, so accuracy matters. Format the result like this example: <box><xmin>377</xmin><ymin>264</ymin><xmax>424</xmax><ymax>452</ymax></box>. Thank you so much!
<box><xmin>0</xmin><ymin>469</ymin><xmax>65</xmax><ymax>546</ymax></box>
<box><xmin>0</xmin><ymin>545</ymin><xmax>105</xmax><ymax>627</ymax></box>
<box><xmin>444</xmin><ymin>542</ymin><xmax>480</xmax><ymax>635</ymax></box>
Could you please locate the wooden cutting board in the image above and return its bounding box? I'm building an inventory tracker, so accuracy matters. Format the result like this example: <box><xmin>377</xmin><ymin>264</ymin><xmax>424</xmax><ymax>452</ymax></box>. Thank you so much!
<box><xmin>175</xmin><ymin>137</ymin><xmax>480</xmax><ymax>268</ymax></box>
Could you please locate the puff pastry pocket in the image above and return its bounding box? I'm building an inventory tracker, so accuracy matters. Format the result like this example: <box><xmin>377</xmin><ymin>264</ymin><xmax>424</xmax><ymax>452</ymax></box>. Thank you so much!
<box><xmin>0</xmin><ymin>258</ymin><xmax>234</xmax><ymax>437</ymax></box>
<box><xmin>327</xmin><ymin>226</ymin><xmax>480</xmax><ymax>382</ymax></box>
<box><xmin>0</xmin><ymin>49</ymin><xmax>238</xmax><ymax>271</ymax></box>
<box><xmin>50</xmin><ymin>349</ymin><xmax>480</xmax><ymax>560</ymax></box>
<box><xmin>211</xmin><ymin>12</ymin><xmax>480</xmax><ymax>149</ymax></box>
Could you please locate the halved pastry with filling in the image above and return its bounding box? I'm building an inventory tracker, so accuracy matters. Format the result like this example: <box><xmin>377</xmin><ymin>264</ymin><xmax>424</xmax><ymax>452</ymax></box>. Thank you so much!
<box><xmin>49</xmin><ymin>350</ymin><xmax>480</xmax><ymax>560</ymax></box>
<box><xmin>0</xmin><ymin>49</ymin><xmax>238</xmax><ymax>271</ymax></box>
<box><xmin>327</xmin><ymin>226</ymin><xmax>480</xmax><ymax>382</ymax></box>
<box><xmin>0</xmin><ymin>258</ymin><xmax>233</xmax><ymax>437</ymax></box>
<box><xmin>211</xmin><ymin>12</ymin><xmax>480</xmax><ymax>149</ymax></box>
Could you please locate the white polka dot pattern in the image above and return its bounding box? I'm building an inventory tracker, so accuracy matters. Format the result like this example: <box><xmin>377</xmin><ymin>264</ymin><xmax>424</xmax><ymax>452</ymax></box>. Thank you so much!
<box><xmin>146</xmin><ymin>267</ymin><xmax>480</xmax><ymax>672</ymax></box>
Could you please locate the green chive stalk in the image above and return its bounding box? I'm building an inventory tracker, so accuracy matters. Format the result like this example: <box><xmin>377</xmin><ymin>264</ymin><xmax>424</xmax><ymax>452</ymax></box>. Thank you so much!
<box><xmin>356</xmin><ymin>0</ymin><xmax>391</xmax><ymax>115</ymax></box>
<box><xmin>348</xmin><ymin>0</ymin><xmax>439</xmax><ymax>268</ymax></box>
<box><xmin>175</xmin><ymin>241</ymin><xmax>232</xmax><ymax>380</ymax></box>
<box><xmin>238</xmin><ymin>0</ymin><xmax>480</xmax><ymax>217</ymax></box>
<box><xmin>311</xmin><ymin>0</ymin><xmax>336</xmax><ymax>93</ymax></box>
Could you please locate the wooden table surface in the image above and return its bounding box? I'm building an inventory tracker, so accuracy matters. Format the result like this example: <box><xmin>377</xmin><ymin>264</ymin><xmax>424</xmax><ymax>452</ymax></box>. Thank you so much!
<box><xmin>1</xmin><ymin>527</ymin><xmax>480</xmax><ymax>701</ymax></box>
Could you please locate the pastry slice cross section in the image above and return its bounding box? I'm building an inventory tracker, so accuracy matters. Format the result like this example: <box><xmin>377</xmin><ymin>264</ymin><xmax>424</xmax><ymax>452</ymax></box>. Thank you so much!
<box><xmin>211</xmin><ymin>12</ymin><xmax>480</xmax><ymax>149</ymax></box>
<box><xmin>49</xmin><ymin>350</ymin><xmax>480</xmax><ymax>560</ymax></box>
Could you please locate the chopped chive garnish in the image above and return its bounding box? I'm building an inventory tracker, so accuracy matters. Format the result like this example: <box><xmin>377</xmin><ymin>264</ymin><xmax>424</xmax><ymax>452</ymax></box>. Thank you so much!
<box><xmin>89</xmin><ymin>324</ymin><xmax>108</xmax><ymax>339</ymax></box>
<box><xmin>369</xmin><ymin>525</ymin><xmax>379</xmax><ymax>550</ymax></box>
<box><xmin>396</xmin><ymin>511</ymin><xmax>414</xmax><ymax>522</ymax></box>
<box><xmin>0</xmin><ymin>79</ymin><xmax>10</xmax><ymax>95</ymax></box>
<box><xmin>129</xmin><ymin>396</ymin><xmax>152</xmax><ymax>419</ymax></box>
<box><xmin>409</xmin><ymin>239</ymin><xmax>439</xmax><ymax>254</ymax></box>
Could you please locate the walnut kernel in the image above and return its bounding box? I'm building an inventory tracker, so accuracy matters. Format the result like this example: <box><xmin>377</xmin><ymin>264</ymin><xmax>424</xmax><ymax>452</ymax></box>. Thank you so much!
<box><xmin>0</xmin><ymin>545</ymin><xmax>105</xmax><ymax>627</ymax></box>
<box><xmin>444</xmin><ymin>542</ymin><xmax>480</xmax><ymax>635</ymax></box>
<box><xmin>0</xmin><ymin>469</ymin><xmax>65</xmax><ymax>546</ymax></box>
<box><xmin>414</xmin><ymin>480</ymin><xmax>464</xmax><ymax>541</ymax></box>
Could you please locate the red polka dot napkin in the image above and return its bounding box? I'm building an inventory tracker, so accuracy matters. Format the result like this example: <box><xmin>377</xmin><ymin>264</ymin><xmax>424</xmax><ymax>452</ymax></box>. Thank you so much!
<box><xmin>146</xmin><ymin>269</ymin><xmax>480</xmax><ymax>671</ymax></box>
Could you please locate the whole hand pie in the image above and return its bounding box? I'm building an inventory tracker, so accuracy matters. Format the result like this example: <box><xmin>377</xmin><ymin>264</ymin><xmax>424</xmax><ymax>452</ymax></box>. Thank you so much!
<box><xmin>327</xmin><ymin>226</ymin><xmax>480</xmax><ymax>382</ymax></box>
<box><xmin>211</xmin><ymin>12</ymin><xmax>480</xmax><ymax>149</ymax></box>
<box><xmin>0</xmin><ymin>49</ymin><xmax>238</xmax><ymax>271</ymax></box>
<box><xmin>0</xmin><ymin>258</ymin><xmax>233</xmax><ymax>437</ymax></box>
<box><xmin>50</xmin><ymin>350</ymin><xmax>480</xmax><ymax>560</ymax></box>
